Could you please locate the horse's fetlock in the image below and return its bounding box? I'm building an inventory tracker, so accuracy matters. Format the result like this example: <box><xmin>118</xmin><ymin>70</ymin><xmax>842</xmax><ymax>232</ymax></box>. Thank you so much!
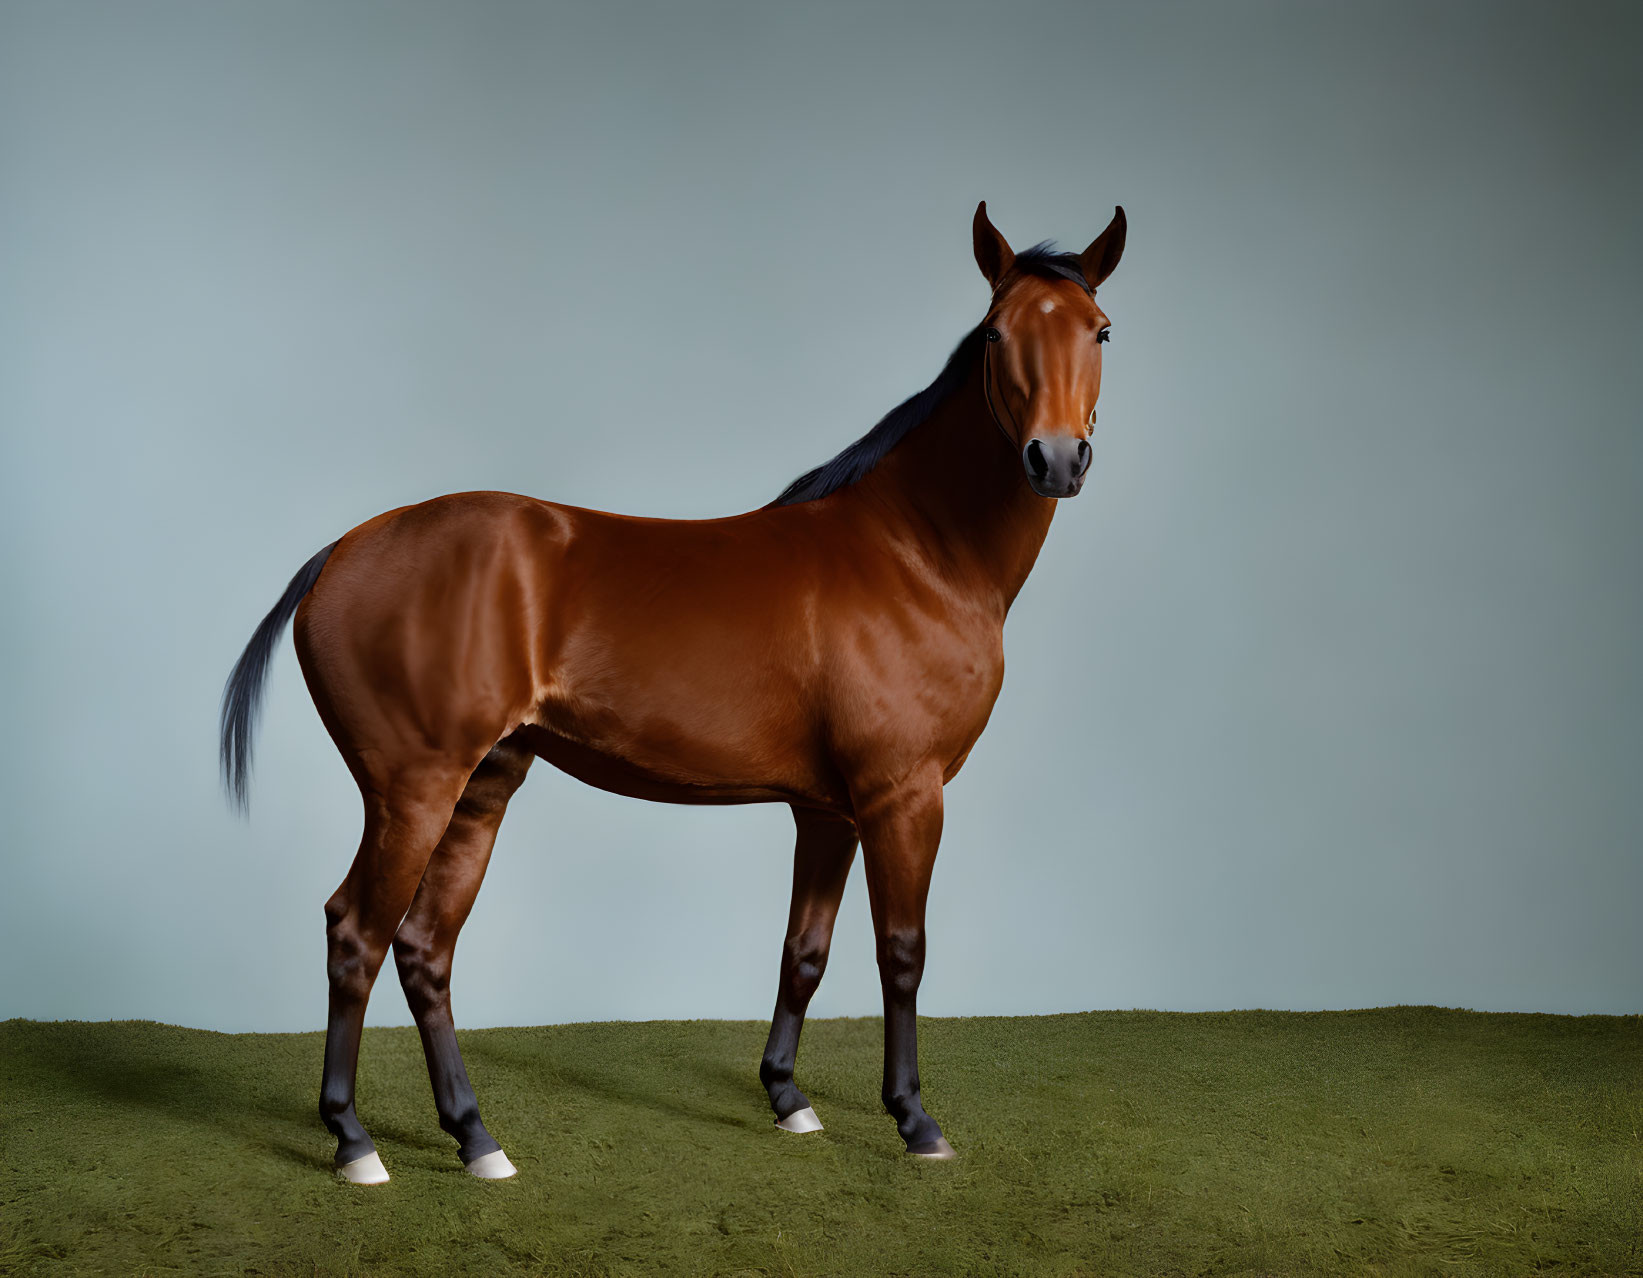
<box><xmin>319</xmin><ymin>1087</ymin><xmax>354</xmax><ymax>1127</ymax></box>
<box><xmin>883</xmin><ymin>1086</ymin><xmax>920</xmax><ymax>1117</ymax></box>
<box><xmin>439</xmin><ymin>1099</ymin><xmax>482</xmax><ymax>1140</ymax></box>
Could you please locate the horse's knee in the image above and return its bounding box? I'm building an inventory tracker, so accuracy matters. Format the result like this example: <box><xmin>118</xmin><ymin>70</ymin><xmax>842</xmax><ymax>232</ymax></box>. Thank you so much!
<box><xmin>325</xmin><ymin>906</ymin><xmax>377</xmax><ymax>1003</ymax></box>
<box><xmin>783</xmin><ymin>929</ymin><xmax>832</xmax><ymax>1003</ymax></box>
<box><xmin>392</xmin><ymin>933</ymin><xmax>450</xmax><ymax>1015</ymax></box>
<box><xmin>876</xmin><ymin>927</ymin><xmax>925</xmax><ymax>1000</ymax></box>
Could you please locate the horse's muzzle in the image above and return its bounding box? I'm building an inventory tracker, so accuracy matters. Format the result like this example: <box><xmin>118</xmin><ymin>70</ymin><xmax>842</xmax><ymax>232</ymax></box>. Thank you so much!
<box><xmin>1023</xmin><ymin>436</ymin><xmax>1092</xmax><ymax>498</ymax></box>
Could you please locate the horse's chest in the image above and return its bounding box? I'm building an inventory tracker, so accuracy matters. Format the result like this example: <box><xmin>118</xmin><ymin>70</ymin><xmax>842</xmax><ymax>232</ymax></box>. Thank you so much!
<box><xmin>828</xmin><ymin>612</ymin><xmax>1005</xmax><ymax>775</ymax></box>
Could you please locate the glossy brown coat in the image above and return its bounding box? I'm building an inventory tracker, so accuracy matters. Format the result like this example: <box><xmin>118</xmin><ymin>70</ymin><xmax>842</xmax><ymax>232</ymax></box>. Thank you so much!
<box><xmin>232</xmin><ymin>203</ymin><xmax>1126</xmax><ymax>1172</ymax></box>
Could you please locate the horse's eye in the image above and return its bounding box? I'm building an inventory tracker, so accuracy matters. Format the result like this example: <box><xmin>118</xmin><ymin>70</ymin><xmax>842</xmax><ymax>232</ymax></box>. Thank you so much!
<box><xmin>984</xmin><ymin>327</ymin><xmax>1001</xmax><ymax>343</ymax></box>
<box><xmin>1097</xmin><ymin>327</ymin><xmax>1111</xmax><ymax>344</ymax></box>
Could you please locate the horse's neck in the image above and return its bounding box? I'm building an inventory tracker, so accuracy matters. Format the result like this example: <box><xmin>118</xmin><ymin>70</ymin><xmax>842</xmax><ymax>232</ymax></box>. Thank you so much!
<box><xmin>850</xmin><ymin>364</ymin><xmax>1056</xmax><ymax>614</ymax></box>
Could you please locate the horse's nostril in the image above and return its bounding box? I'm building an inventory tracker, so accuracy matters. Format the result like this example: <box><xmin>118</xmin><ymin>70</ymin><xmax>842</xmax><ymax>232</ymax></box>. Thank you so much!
<box><xmin>1075</xmin><ymin>440</ymin><xmax>1091</xmax><ymax>473</ymax></box>
<box><xmin>1025</xmin><ymin>439</ymin><xmax>1049</xmax><ymax>478</ymax></box>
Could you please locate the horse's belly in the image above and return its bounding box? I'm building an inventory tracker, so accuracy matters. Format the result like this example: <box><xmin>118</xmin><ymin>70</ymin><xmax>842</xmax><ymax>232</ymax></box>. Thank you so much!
<box><xmin>512</xmin><ymin>723</ymin><xmax>823</xmax><ymax>807</ymax></box>
<box><xmin>519</xmin><ymin>660</ymin><xmax>845</xmax><ymax>808</ymax></box>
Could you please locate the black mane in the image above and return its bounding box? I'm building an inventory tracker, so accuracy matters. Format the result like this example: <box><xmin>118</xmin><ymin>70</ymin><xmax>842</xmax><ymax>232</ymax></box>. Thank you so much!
<box><xmin>772</xmin><ymin>243</ymin><xmax>1089</xmax><ymax>507</ymax></box>
<box><xmin>771</xmin><ymin>323</ymin><xmax>985</xmax><ymax>507</ymax></box>
<box><xmin>1011</xmin><ymin>240</ymin><xmax>1092</xmax><ymax>293</ymax></box>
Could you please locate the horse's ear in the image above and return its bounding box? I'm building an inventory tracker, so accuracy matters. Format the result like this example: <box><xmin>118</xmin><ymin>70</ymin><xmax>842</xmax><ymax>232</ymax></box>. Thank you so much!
<box><xmin>973</xmin><ymin>201</ymin><xmax>1015</xmax><ymax>290</ymax></box>
<box><xmin>1080</xmin><ymin>206</ymin><xmax>1126</xmax><ymax>290</ymax></box>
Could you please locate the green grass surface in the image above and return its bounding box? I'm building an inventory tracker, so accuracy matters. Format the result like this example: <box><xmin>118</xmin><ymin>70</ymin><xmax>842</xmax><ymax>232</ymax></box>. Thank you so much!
<box><xmin>1</xmin><ymin>1009</ymin><xmax>1638</xmax><ymax>1276</ymax></box>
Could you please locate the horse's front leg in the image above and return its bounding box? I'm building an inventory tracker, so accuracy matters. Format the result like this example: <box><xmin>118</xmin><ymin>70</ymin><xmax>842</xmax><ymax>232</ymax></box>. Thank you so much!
<box><xmin>856</xmin><ymin>775</ymin><xmax>955</xmax><ymax>1158</ymax></box>
<box><xmin>760</xmin><ymin>806</ymin><xmax>858</xmax><ymax>1131</ymax></box>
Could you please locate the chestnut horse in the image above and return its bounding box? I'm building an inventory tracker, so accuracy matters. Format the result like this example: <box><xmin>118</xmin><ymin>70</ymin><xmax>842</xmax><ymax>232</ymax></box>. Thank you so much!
<box><xmin>221</xmin><ymin>202</ymin><xmax>1125</xmax><ymax>1182</ymax></box>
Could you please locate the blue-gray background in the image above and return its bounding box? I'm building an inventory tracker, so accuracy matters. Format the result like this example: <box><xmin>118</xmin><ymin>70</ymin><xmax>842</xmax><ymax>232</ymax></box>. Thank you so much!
<box><xmin>2</xmin><ymin>2</ymin><xmax>1638</xmax><ymax>1031</ymax></box>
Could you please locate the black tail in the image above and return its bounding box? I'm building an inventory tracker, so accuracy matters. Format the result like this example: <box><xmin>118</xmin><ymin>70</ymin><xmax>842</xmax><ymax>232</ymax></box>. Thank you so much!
<box><xmin>219</xmin><ymin>541</ymin><xmax>339</xmax><ymax>815</ymax></box>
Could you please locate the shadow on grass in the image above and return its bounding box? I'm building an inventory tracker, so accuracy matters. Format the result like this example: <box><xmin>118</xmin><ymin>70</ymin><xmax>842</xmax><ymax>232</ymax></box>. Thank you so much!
<box><xmin>460</xmin><ymin>1027</ymin><xmax>913</xmax><ymax>1168</ymax></box>
<box><xmin>465</xmin><ymin>1033</ymin><xmax>761</xmax><ymax>1133</ymax></box>
<box><xmin>9</xmin><ymin>1026</ymin><xmax>329</xmax><ymax>1174</ymax></box>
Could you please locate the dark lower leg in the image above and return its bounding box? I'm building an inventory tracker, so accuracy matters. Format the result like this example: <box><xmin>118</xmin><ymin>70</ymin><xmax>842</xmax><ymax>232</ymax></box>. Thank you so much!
<box><xmin>396</xmin><ymin>923</ymin><xmax>503</xmax><ymax>1163</ymax></box>
<box><xmin>319</xmin><ymin>773</ymin><xmax>469</xmax><ymax>1170</ymax></box>
<box><xmin>320</xmin><ymin>890</ymin><xmax>392</xmax><ymax>1166</ymax></box>
<box><xmin>319</xmin><ymin>980</ymin><xmax>374</xmax><ymax>1165</ymax></box>
<box><xmin>760</xmin><ymin>937</ymin><xmax>829</xmax><ymax>1119</ymax></box>
<box><xmin>858</xmin><ymin>779</ymin><xmax>949</xmax><ymax>1154</ymax></box>
<box><xmin>760</xmin><ymin>808</ymin><xmax>857</xmax><ymax>1120</ymax></box>
<box><xmin>877</xmin><ymin>927</ymin><xmax>944</xmax><ymax>1151</ymax></box>
<box><xmin>404</xmin><ymin>986</ymin><xmax>500</xmax><ymax>1163</ymax></box>
<box><xmin>393</xmin><ymin>742</ymin><xmax>529</xmax><ymax>1163</ymax></box>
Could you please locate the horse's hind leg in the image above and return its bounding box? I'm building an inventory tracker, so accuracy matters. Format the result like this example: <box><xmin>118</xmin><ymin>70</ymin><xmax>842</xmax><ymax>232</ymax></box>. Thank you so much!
<box><xmin>759</xmin><ymin>807</ymin><xmax>858</xmax><ymax>1132</ymax></box>
<box><xmin>392</xmin><ymin>740</ymin><xmax>533</xmax><ymax>1178</ymax></box>
<box><xmin>321</xmin><ymin>760</ymin><xmax>473</xmax><ymax>1184</ymax></box>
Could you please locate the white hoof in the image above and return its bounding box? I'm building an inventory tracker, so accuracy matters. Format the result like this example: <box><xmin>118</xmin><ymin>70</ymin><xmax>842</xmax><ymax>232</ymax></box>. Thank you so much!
<box><xmin>465</xmin><ymin>1149</ymin><xmax>518</xmax><ymax>1180</ymax></box>
<box><xmin>336</xmin><ymin>1151</ymin><xmax>389</xmax><ymax>1184</ymax></box>
<box><xmin>910</xmin><ymin>1137</ymin><xmax>957</xmax><ymax>1160</ymax></box>
<box><xmin>775</xmin><ymin>1105</ymin><xmax>823</xmax><ymax>1133</ymax></box>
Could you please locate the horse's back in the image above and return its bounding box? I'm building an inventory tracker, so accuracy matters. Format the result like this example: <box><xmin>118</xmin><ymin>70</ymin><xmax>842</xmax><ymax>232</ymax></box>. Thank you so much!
<box><xmin>291</xmin><ymin>490</ymin><xmax>842</xmax><ymax>800</ymax></box>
